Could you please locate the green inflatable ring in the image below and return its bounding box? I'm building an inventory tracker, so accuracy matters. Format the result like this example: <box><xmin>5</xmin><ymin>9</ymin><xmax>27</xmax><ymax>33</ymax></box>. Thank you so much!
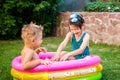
<box><xmin>69</xmin><ymin>72</ymin><xmax>102</xmax><ymax>80</ymax></box>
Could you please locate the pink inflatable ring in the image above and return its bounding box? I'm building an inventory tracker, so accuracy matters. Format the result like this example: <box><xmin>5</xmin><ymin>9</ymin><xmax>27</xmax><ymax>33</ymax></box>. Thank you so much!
<box><xmin>11</xmin><ymin>52</ymin><xmax>101</xmax><ymax>72</ymax></box>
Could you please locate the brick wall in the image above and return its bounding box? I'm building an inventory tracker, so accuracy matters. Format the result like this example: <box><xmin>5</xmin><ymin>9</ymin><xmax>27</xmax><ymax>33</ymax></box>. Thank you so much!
<box><xmin>55</xmin><ymin>12</ymin><xmax>120</xmax><ymax>46</ymax></box>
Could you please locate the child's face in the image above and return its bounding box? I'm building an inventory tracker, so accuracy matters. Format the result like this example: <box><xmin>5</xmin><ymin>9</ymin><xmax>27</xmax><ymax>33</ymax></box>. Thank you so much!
<box><xmin>33</xmin><ymin>32</ymin><xmax>42</xmax><ymax>48</ymax></box>
<box><xmin>69</xmin><ymin>25</ymin><xmax>81</xmax><ymax>34</ymax></box>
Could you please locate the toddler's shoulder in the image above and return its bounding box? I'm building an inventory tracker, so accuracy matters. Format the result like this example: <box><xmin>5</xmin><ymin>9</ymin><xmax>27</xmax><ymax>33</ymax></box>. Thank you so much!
<box><xmin>21</xmin><ymin>48</ymin><xmax>34</xmax><ymax>55</ymax></box>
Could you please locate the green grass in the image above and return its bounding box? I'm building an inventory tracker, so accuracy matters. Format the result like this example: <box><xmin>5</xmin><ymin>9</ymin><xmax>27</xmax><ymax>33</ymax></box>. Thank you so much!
<box><xmin>0</xmin><ymin>37</ymin><xmax>120</xmax><ymax>80</ymax></box>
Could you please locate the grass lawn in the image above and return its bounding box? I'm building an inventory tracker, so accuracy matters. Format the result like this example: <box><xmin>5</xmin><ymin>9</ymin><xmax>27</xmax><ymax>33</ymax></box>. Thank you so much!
<box><xmin>0</xmin><ymin>37</ymin><xmax>120</xmax><ymax>80</ymax></box>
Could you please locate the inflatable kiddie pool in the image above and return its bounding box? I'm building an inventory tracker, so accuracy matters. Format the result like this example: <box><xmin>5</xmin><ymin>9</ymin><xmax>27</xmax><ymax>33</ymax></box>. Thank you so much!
<box><xmin>11</xmin><ymin>52</ymin><xmax>103</xmax><ymax>80</ymax></box>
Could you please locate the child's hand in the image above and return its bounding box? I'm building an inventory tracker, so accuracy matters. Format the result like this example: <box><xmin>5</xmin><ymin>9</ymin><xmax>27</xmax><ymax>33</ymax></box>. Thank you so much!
<box><xmin>60</xmin><ymin>54</ymin><xmax>69</xmax><ymax>61</ymax></box>
<box><xmin>35</xmin><ymin>47</ymin><xmax>47</xmax><ymax>54</ymax></box>
<box><xmin>40</xmin><ymin>47</ymin><xmax>47</xmax><ymax>53</ymax></box>
<box><xmin>51</xmin><ymin>53</ymin><xmax>60</xmax><ymax>61</ymax></box>
<box><xmin>41</xmin><ymin>59</ymin><xmax>52</xmax><ymax>65</ymax></box>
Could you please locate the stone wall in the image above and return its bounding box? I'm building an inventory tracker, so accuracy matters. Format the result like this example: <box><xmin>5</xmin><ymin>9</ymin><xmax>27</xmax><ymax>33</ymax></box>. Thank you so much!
<box><xmin>55</xmin><ymin>12</ymin><xmax>120</xmax><ymax>46</ymax></box>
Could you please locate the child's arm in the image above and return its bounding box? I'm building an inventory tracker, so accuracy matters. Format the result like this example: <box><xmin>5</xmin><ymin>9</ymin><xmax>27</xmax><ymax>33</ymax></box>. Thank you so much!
<box><xmin>22</xmin><ymin>51</ymin><xmax>51</xmax><ymax>70</ymax></box>
<box><xmin>57</xmin><ymin>32</ymin><xmax>72</xmax><ymax>53</ymax></box>
<box><xmin>60</xmin><ymin>33</ymin><xmax>90</xmax><ymax>61</ymax></box>
<box><xmin>51</xmin><ymin>32</ymin><xmax>72</xmax><ymax>61</ymax></box>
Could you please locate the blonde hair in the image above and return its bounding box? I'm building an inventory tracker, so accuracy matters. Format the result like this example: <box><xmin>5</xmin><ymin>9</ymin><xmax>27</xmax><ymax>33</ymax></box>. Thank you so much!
<box><xmin>21</xmin><ymin>22</ymin><xmax>43</xmax><ymax>44</ymax></box>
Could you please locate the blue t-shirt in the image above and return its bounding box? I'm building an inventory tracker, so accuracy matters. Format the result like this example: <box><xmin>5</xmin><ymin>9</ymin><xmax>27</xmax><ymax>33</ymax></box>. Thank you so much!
<box><xmin>71</xmin><ymin>32</ymin><xmax>90</xmax><ymax>59</ymax></box>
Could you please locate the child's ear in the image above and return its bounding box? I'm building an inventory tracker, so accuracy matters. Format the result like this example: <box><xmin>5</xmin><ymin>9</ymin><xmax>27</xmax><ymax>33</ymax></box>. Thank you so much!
<box><xmin>31</xmin><ymin>37</ymin><xmax>35</xmax><ymax>43</ymax></box>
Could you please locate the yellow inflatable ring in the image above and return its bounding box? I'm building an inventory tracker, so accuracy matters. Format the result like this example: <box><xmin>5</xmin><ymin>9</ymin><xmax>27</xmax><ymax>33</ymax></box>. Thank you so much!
<box><xmin>13</xmin><ymin>72</ymin><xmax>102</xmax><ymax>80</ymax></box>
